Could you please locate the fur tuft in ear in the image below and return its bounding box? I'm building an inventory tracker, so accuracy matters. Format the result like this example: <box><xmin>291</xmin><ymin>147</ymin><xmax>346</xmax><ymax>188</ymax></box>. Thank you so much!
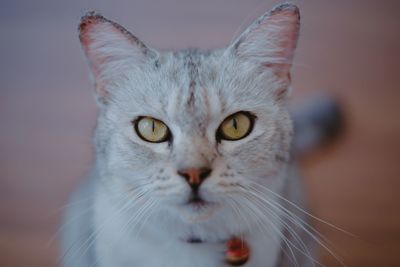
<box><xmin>79</xmin><ymin>12</ymin><xmax>156</xmax><ymax>101</ymax></box>
<box><xmin>231</xmin><ymin>3</ymin><xmax>300</xmax><ymax>99</ymax></box>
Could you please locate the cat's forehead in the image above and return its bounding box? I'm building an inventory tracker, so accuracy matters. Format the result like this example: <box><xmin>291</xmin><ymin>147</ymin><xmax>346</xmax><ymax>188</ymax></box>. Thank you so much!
<box><xmin>114</xmin><ymin>48</ymin><xmax>275</xmax><ymax>130</ymax></box>
<box><xmin>144</xmin><ymin>49</ymin><xmax>224</xmax><ymax>130</ymax></box>
<box><xmin>159</xmin><ymin>49</ymin><xmax>275</xmax><ymax>122</ymax></box>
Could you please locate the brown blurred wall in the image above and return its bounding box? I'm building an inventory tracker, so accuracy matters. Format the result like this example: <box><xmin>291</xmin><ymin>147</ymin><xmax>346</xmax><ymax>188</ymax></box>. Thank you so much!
<box><xmin>0</xmin><ymin>0</ymin><xmax>399</xmax><ymax>266</ymax></box>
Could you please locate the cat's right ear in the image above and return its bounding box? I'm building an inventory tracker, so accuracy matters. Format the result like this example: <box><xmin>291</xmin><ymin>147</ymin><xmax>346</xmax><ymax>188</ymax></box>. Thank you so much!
<box><xmin>229</xmin><ymin>3</ymin><xmax>300</xmax><ymax>100</ymax></box>
<box><xmin>79</xmin><ymin>12</ymin><xmax>157</xmax><ymax>101</ymax></box>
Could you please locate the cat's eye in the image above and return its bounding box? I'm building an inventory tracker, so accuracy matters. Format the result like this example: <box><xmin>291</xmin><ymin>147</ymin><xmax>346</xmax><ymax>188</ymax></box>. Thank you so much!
<box><xmin>217</xmin><ymin>112</ymin><xmax>255</xmax><ymax>141</ymax></box>
<box><xmin>134</xmin><ymin>117</ymin><xmax>170</xmax><ymax>143</ymax></box>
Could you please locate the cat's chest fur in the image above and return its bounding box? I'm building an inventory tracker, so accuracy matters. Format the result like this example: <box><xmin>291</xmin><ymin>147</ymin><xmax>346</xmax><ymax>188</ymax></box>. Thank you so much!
<box><xmin>93</xmin><ymin>183</ymin><xmax>282</xmax><ymax>267</ymax></box>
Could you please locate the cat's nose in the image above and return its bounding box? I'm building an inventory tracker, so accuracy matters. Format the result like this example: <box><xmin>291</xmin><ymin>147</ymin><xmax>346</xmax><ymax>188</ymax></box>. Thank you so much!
<box><xmin>177</xmin><ymin>167</ymin><xmax>212</xmax><ymax>192</ymax></box>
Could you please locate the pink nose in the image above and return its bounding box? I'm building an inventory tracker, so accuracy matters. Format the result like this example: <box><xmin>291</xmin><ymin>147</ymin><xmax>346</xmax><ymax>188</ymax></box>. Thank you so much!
<box><xmin>177</xmin><ymin>168</ymin><xmax>212</xmax><ymax>191</ymax></box>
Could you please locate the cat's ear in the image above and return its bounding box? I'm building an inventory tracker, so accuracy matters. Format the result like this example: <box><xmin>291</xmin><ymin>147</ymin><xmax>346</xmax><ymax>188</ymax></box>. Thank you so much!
<box><xmin>230</xmin><ymin>3</ymin><xmax>300</xmax><ymax>99</ymax></box>
<box><xmin>79</xmin><ymin>12</ymin><xmax>157</xmax><ymax>101</ymax></box>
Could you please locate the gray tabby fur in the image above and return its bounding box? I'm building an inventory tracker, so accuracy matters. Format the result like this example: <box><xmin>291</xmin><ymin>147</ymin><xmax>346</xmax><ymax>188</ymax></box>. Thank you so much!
<box><xmin>62</xmin><ymin>3</ymin><xmax>322</xmax><ymax>267</ymax></box>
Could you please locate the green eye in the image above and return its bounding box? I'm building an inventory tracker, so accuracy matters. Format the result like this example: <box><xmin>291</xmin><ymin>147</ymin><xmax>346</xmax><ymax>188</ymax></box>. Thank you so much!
<box><xmin>134</xmin><ymin>117</ymin><xmax>170</xmax><ymax>143</ymax></box>
<box><xmin>217</xmin><ymin>112</ymin><xmax>254</xmax><ymax>141</ymax></box>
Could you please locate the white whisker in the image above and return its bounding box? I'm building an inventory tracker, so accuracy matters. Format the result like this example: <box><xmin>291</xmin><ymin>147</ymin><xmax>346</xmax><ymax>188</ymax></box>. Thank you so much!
<box><xmin>245</xmin><ymin>182</ymin><xmax>347</xmax><ymax>267</ymax></box>
<box><xmin>242</xmin><ymin>189</ymin><xmax>321</xmax><ymax>267</ymax></box>
<box><xmin>238</xmin><ymin>194</ymin><xmax>300</xmax><ymax>267</ymax></box>
<box><xmin>248</xmin><ymin>181</ymin><xmax>354</xmax><ymax>237</ymax></box>
<box><xmin>61</xmin><ymin>186</ymin><xmax>150</xmax><ymax>266</ymax></box>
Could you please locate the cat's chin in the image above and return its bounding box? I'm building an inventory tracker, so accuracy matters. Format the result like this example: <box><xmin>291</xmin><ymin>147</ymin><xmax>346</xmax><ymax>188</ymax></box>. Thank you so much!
<box><xmin>178</xmin><ymin>201</ymin><xmax>220</xmax><ymax>223</ymax></box>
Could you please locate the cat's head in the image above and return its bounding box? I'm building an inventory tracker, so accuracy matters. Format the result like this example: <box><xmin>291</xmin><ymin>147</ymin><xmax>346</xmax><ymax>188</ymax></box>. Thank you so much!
<box><xmin>79</xmin><ymin>3</ymin><xmax>299</xmax><ymax>240</ymax></box>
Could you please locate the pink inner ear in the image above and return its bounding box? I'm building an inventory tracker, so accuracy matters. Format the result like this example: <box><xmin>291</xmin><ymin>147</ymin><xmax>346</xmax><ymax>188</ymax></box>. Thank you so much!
<box><xmin>79</xmin><ymin>19</ymin><xmax>115</xmax><ymax>100</ymax></box>
<box><xmin>78</xmin><ymin>13</ymin><xmax>151</xmax><ymax>100</ymax></box>
<box><xmin>79</xmin><ymin>14</ymin><xmax>108</xmax><ymax>50</ymax></box>
<box><xmin>267</xmin><ymin>9</ymin><xmax>300</xmax><ymax>61</ymax></box>
<box><xmin>237</xmin><ymin>8</ymin><xmax>300</xmax><ymax>66</ymax></box>
<box><xmin>79</xmin><ymin>17</ymin><xmax>118</xmax><ymax>78</ymax></box>
<box><xmin>234</xmin><ymin>5</ymin><xmax>299</xmax><ymax>101</ymax></box>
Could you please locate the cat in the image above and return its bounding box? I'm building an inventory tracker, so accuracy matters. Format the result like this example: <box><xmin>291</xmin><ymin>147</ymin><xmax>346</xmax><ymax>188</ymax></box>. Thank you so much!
<box><xmin>62</xmin><ymin>3</ymin><xmax>342</xmax><ymax>267</ymax></box>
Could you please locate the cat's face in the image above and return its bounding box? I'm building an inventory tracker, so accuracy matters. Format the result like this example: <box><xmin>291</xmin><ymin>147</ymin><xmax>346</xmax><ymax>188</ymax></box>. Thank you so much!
<box><xmin>80</xmin><ymin>5</ymin><xmax>299</xmax><ymax>237</ymax></box>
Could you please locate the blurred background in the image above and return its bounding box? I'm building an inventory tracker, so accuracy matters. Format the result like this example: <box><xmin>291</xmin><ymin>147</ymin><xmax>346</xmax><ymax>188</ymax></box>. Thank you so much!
<box><xmin>0</xmin><ymin>0</ymin><xmax>399</xmax><ymax>266</ymax></box>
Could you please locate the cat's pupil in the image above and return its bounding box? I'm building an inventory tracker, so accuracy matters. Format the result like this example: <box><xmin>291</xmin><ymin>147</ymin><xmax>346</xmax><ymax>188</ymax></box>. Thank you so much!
<box><xmin>152</xmin><ymin>120</ymin><xmax>155</xmax><ymax>132</ymax></box>
<box><xmin>233</xmin><ymin>118</ymin><xmax>238</xmax><ymax>130</ymax></box>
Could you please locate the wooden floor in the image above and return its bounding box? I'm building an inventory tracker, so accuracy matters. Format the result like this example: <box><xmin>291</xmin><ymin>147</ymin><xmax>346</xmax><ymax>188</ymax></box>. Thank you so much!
<box><xmin>0</xmin><ymin>0</ymin><xmax>399</xmax><ymax>266</ymax></box>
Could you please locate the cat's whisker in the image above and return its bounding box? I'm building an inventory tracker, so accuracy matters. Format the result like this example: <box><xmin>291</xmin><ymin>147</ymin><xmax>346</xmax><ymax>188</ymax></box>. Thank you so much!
<box><xmin>49</xmin><ymin>191</ymin><xmax>133</xmax><ymax>248</ymax></box>
<box><xmin>48</xmin><ymin>202</ymin><xmax>94</xmax><ymax>248</ymax></box>
<box><xmin>267</xmin><ymin>199</ymin><xmax>346</xmax><ymax>267</ymax></box>
<box><xmin>59</xmin><ymin>193</ymin><xmax>130</xmax><ymax>262</ymax></box>
<box><xmin>61</xmin><ymin>188</ymin><xmax>149</xmax><ymax>266</ymax></box>
<box><xmin>120</xmin><ymin>196</ymin><xmax>155</xmax><ymax>239</ymax></box>
<box><xmin>88</xmin><ymin>197</ymin><xmax>157</xmax><ymax>267</ymax></box>
<box><xmin>246</xmin><ymin>183</ymin><xmax>329</xmax><ymax>241</ymax></box>
<box><xmin>226</xmin><ymin>192</ymin><xmax>292</xmax><ymax>264</ymax></box>
<box><xmin>237</xmin><ymin>194</ymin><xmax>300</xmax><ymax>267</ymax></box>
<box><xmin>67</xmin><ymin>195</ymin><xmax>136</xmax><ymax>264</ymax></box>
<box><xmin>246</xmin><ymin>185</ymin><xmax>324</xmax><ymax>243</ymax></box>
<box><xmin>134</xmin><ymin>200</ymin><xmax>159</xmax><ymax>237</ymax></box>
<box><xmin>224</xmin><ymin>197</ymin><xmax>251</xmax><ymax>243</ymax></box>
<box><xmin>230</xmin><ymin>194</ymin><xmax>301</xmax><ymax>266</ymax></box>
<box><xmin>241</xmin><ymin>191</ymin><xmax>320</xmax><ymax>267</ymax></box>
<box><xmin>251</xmin><ymin>196</ymin><xmax>315</xmax><ymax>267</ymax></box>
<box><xmin>247</xmin><ymin>192</ymin><xmax>328</xmax><ymax>267</ymax></box>
<box><xmin>246</xmin><ymin>182</ymin><xmax>348</xmax><ymax>267</ymax></box>
<box><xmin>82</xmin><ymin>194</ymin><xmax>149</xmax><ymax>258</ymax></box>
<box><xmin>248</xmin><ymin>180</ymin><xmax>354</xmax><ymax>237</ymax></box>
<box><xmin>245</xmin><ymin>182</ymin><xmax>347</xmax><ymax>267</ymax></box>
<box><xmin>243</xmin><ymin>191</ymin><xmax>318</xmax><ymax>267</ymax></box>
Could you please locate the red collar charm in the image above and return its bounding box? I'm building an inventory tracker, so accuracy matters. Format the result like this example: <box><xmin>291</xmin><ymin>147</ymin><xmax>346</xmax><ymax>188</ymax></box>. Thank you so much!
<box><xmin>226</xmin><ymin>237</ymin><xmax>250</xmax><ymax>266</ymax></box>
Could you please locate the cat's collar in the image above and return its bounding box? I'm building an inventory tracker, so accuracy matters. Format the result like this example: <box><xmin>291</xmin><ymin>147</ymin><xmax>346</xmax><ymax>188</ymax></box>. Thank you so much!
<box><xmin>186</xmin><ymin>237</ymin><xmax>203</xmax><ymax>243</ymax></box>
<box><xmin>185</xmin><ymin>236</ymin><xmax>250</xmax><ymax>266</ymax></box>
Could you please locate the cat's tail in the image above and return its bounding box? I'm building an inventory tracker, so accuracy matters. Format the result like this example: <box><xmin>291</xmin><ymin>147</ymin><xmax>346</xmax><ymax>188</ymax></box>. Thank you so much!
<box><xmin>291</xmin><ymin>95</ymin><xmax>344</xmax><ymax>155</ymax></box>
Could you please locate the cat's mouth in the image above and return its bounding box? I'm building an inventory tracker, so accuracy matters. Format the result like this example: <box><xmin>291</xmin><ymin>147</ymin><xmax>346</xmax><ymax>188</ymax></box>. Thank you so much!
<box><xmin>187</xmin><ymin>195</ymin><xmax>207</xmax><ymax>206</ymax></box>
<box><xmin>179</xmin><ymin>194</ymin><xmax>219</xmax><ymax>222</ymax></box>
<box><xmin>185</xmin><ymin>195</ymin><xmax>211</xmax><ymax>213</ymax></box>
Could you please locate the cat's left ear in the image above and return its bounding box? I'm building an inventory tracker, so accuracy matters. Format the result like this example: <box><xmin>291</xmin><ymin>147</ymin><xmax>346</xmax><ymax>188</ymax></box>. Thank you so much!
<box><xmin>230</xmin><ymin>3</ymin><xmax>300</xmax><ymax>99</ymax></box>
<box><xmin>79</xmin><ymin>12</ymin><xmax>157</xmax><ymax>101</ymax></box>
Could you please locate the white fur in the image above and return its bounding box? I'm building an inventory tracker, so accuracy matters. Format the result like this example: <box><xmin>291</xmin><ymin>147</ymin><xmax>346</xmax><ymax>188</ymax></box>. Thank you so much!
<box><xmin>62</xmin><ymin>4</ymin><xmax>319</xmax><ymax>267</ymax></box>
